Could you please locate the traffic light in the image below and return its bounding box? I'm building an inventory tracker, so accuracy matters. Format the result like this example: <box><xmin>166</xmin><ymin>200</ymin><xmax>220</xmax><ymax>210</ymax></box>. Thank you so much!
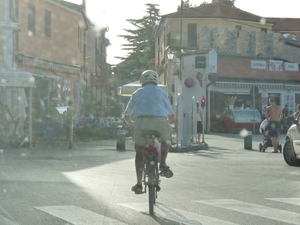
<box><xmin>201</xmin><ymin>97</ymin><xmax>206</xmax><ymax>109</ymax></box>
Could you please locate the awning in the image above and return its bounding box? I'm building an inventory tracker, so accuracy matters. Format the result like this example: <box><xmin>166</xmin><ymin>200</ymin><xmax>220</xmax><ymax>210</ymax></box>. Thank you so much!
<box><xmin>0</xmin><ymin>66</ymin><xmax>35</xmax><ymax>88</ymax></box>
<box><xmin>118</xmin><ymin>81</ymin><xmax>168</xmax><ymax>96</ymax></box>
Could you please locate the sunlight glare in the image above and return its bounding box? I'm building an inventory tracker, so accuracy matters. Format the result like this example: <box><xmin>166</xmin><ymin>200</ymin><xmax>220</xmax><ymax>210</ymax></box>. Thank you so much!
<box><xmin>239</xmin><ymin>129</ymin><xmax>249</xmax><ymax>138</ymax></box>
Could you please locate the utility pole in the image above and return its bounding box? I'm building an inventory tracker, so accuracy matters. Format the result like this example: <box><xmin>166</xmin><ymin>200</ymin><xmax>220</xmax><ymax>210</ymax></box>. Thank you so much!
<box><xmin>179</xmin><ymin>0</ymin><xmax>183</xmax><ymax>80</ymax></box>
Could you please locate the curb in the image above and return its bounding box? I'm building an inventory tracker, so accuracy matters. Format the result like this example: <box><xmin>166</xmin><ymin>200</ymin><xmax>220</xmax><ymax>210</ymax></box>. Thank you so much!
<box><xmin>169</xmin><ymin>142</ymin><xmax>209</xmax><ymax>153</ymax></box>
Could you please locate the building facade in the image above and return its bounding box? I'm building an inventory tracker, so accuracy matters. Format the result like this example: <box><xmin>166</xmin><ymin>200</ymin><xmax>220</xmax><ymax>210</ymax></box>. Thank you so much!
<box><xmin>15</xmin><ymin>0</ymin><xmax>87</xmax><ymax>116</ymax></box>
<box><xmin>154</xmin><ymin>2</ymin><xmax>300</xmax><ymax>132</ymax></box>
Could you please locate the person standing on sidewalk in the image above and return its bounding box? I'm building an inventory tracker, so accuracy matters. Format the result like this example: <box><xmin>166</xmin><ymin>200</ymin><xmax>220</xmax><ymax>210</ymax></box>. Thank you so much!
<box><xmin>196</xmin><ymin>101</ymin><xmax>203</xmax><ymax>143</ymax></box>
<box><xmin>265</xmin><ymin>97</ymin><xmax>283</xmax><ymax>153</ymax></box>
<box><xmin>66</xmin><ymin>101</ymin><xmax>75</xmax><ymax>147</ymax></box>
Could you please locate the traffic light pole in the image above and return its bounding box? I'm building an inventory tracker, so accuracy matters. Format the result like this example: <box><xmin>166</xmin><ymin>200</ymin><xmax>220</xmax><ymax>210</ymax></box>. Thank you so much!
<box><xmin>202</xmin><ymin>113</ymin><xmax>205</xmax><ymax>143</ymax></box>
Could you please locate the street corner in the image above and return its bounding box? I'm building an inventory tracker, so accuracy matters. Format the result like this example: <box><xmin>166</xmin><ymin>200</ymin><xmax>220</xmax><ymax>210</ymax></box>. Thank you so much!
<box><xmin>169</xmin><ymin>142</ymin><xmax>208</xmax><ymax>153</ymax></box>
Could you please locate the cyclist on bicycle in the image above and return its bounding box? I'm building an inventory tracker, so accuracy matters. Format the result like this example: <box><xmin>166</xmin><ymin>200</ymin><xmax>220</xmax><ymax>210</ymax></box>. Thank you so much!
<box><xmin>123</xmin><ymin>70</ymin><xmax>175</xmax><ymax>194</ymax></box>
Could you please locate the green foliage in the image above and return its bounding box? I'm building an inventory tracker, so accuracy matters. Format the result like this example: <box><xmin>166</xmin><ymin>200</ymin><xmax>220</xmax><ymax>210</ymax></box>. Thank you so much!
<box><xmin>177</xmin><ymin>0</ymin><xmax>194</xmax><ymax>11</ymax></box>
<box><xmin>212</xmin><ymin>0</ymin><xmax>236</xmax><ymax>7</ymax></box>
<box><xmin>113</xmin><ymin>4</ymin><xmax>161</xmax><ymax>87</ymax></box>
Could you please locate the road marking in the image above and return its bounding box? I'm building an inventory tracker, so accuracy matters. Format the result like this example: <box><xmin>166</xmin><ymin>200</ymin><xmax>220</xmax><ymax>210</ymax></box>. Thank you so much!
<box><xmin>267</xmin><ymin>198</ymin><xmax>300</xmax><ymax>206</ymax></box>
<box><xmin>0</xmin><ymin>215</ymin><xmax>17</xmax><ymax>225</ymax></box>
<box><xmin>35</xmin><ymin>205</ymin><xmax>128</xmax><ymax>225</ymax></box>
<box><xmin>196</xmin><ymin>199</ymin><xmax>300</xmax><ymax>225</ymax></box>
<box><xmin>118</xmin><ymin>202</ymin><xmax>238</xmax><ymax>225</ymax></box>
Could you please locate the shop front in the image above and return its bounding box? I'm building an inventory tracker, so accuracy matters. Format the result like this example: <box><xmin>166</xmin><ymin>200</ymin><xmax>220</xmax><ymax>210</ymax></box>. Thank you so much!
<box><xmin>208</xmin><ymin>81</ymin><xmax>300</xmax><ymax>132</ymax></box>
<box><xmin>17</xmin><ymin>54</ymin><xmax>83</xmax><ymax>117</ymax></box>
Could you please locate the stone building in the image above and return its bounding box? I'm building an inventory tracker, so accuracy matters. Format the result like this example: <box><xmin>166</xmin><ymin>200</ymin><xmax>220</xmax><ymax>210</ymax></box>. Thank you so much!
<box><xmin>153</xmin><ymin>2</ymin><xmax>300</xmax><ymax>131</ymax></box>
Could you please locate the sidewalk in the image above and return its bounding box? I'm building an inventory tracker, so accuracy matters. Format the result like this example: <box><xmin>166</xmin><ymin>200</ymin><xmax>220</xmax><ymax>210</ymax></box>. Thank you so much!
<box><xmin>28</xmin><ymin>132</ymin><xmax>208</xmax><ymax>153</ymax></box>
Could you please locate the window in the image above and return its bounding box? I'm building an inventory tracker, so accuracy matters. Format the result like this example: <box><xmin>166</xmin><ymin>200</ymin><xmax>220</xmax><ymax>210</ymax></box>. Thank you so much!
<box><xmin>78</xmin><ymin>25</ymin><xmax>82</xmax><ymax>51</ymax></box>
<box><xmin>261</xmin><ymin>28</ymin><xmax>267</xmax><ymax>33</ymax></box>
<box><xmin>9</xmin><ymin>0</ymin><xmax>16</xmax><ymax>21</ymax></box>
<box><xmin>167</xmin><ymin>32</ymin><xmax>171</xmax><ymax>46</ymax></box>
<box><xmin>235</xmin><ymin>25</ymin><xmax>242</xmax><ymax>37</ymax></box>
<box><xmin>187</xmin><ymin>23</ymin><xmax>197</xmax><ymax>48</ymax></box>
<box><xmin>28</xmin><ymin>4</ymin><xmax>35</xmax><ymax>33</ymax></box>
<box><xmin>44</xmin><ymin>10</ymin><xmax>51</xmax><ymax>38</ymax></box>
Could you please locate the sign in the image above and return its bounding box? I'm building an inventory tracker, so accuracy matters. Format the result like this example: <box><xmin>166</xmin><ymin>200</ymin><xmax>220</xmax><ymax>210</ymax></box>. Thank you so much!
<box><xmin>284</xmin><ymin>62</ymin><xmax>299</xmax><ymax>71</ymax></box>
<box><xmin>91</xmin><ymin>73</ymin><xmax>107</xmax><ymax>88</ymax></box>
<box><xmin>251</xmin><ymin>60</ymin><xmax>266</xmax><ymax>70</ymax></box>
<box><xmin>195</xmin><ymin>56</ymin><xmax>206</xmax><ymax>68</ymax></box>
<box><xmin>269</xmin><ymin>60</ymin><xmax>283</xmax><ymax>71</ymax></box>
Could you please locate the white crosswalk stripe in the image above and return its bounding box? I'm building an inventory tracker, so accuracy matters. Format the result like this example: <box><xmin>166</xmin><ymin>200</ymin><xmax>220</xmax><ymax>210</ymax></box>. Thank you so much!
<box><xmin>118</xmin><ymin>202</ymin><xmax>239</xmax><ymax>225</ymax></box>
<box><xmin>267</xmin><ymin>198</ymin><xmax>300</xmax><ymax>206</ymax></box>
<box><xmin>35</xmin><ymin>205</ymin><xmax>128</xmax><ymax>225</ymax></box>
<box><xmin>34</xmin><ymin>198</ymin><xmax>300</xmax><ymax>225</ymax></box>
<box><xmin>0</xmin><ymin>215</ymin><xmax>17</xmax><ymax>225</ymax></box>
<box><xmin>196</xmin><ymin>199</ymin><xmax>300</xmax><ymax>225</ymax></box>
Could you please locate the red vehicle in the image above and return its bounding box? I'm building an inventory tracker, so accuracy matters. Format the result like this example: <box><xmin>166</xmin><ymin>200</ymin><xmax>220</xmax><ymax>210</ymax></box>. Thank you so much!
<box><xmin>223</xmin><ymin>109</ymin><xmax>262</xmax><ymax>133</ymax></box>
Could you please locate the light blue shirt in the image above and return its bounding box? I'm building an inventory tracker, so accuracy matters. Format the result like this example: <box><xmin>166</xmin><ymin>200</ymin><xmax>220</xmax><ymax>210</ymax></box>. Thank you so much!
<box><xmin>124</xmin><ymin>84</ymin><xmax>174</xmax><ymax>118</ymax></box>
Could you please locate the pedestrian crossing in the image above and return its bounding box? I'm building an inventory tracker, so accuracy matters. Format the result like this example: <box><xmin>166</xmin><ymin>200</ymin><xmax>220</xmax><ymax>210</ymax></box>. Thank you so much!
<box><xmin>196</xmin><ymin>199</ymin><xmax>300</xmax><ymax>225</ymax></box>
<box><xmin>29</xmin><ymin>198</ymin><xmax>300</xmax><ymax>225</ymax></box>
<box><xmin>35</xmin><ymin>205</ymin><xmax>127</xmax><ymax>225</ymax></box>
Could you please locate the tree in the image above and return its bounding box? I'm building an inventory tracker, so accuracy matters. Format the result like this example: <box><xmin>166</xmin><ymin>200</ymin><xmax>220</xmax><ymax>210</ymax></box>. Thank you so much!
<box><xmin>177</xmin><ymin>0</ymin><xmax>194</xmax><ymax>11</ymax></box>
<box><xmin>113</xmin><ymin>4</ymin><xmax>161</xmax><ymax>86</ymax></box>
<box><xmin>212</xmin><ymin>0</ymin><xmax>236</xmax><ymax>7</ymax></box>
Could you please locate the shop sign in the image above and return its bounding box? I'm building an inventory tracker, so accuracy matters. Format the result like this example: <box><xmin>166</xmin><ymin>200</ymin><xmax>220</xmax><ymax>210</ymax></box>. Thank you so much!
<box><xmin>251</xmin><ymin>60</ymin><xmax>266</xmax><ymax>70</ymax></box>
<box><xmin>91</xmin><ymin>73</ymin><xmax>107</xmax><ymax>88</ymax></box>
<box><xmin>284</xmin><ymin>62</ymin><xmax>298</xmax><ymax>71</ymax></box>
<box><xmin>269</xmin><ymin>60</ymin><xmax>283</xmax><ymax>71</ymax></box>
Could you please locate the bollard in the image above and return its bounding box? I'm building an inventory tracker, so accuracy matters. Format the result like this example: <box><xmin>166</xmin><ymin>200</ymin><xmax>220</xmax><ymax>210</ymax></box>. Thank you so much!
<box><xmin>244</xmin><ymin>131</ymin><xmax>252</xmax><ymax>150</ymax></box>
<box><xmin>116</xmin><ymin>130</ymin><xmax>126</xmax><ymax>150</ymax></box>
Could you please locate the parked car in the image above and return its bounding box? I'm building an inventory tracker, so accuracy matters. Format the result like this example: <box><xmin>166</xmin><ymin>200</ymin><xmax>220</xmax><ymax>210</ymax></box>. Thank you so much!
<box><xmin>283</xmin><ymin>117</ymin><xmax>300</xmax><ymax>166</ymax></box>
<box><xmin>56</xmin><ymin>106</ymin><xmax>68</xmax><ymax>115</ymax></box>
<box><xmin>223</xmin><ymin>108</ymin><xmax>262</xmax><ymax>133</ymax></box>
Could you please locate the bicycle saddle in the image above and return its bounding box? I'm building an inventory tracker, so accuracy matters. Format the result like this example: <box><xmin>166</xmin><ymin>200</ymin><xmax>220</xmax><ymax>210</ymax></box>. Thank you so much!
<box><xmin>140</xmin><ymin>130</ymin><xmax>161</xmax><ymax>138</ymax></box>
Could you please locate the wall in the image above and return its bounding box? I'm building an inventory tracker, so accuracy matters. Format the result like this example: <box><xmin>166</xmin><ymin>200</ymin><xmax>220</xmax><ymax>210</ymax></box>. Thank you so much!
<box><xmin>18</xmin><ymin>0</ymin><xmax>85</xmax><ymax>66</ymax></box>
<box><xmin>199</xmin><ymin>27</ymin><xmax>300</xmax><ymax>63</ymax></box>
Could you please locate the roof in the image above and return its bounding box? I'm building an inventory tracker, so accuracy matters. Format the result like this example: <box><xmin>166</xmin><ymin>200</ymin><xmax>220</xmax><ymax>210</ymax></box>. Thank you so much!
<box><xmin>217</xmin><ymin>56</ymin><xmax>300</xmax><ymax>82</ymax></box>
<box><xmin>267</xmin><ymin>18</ymin><xmax>300</xmax><ymax>32</ymax></box>
<box><xmin>285</xmin><ymin>40</ymin><xmax>300</xmax><ymax>48</ymax></box>
<box><xmin>162</xmin><ymin>2</ymin><xmax>270</xmax><ymax>23</ymax></box>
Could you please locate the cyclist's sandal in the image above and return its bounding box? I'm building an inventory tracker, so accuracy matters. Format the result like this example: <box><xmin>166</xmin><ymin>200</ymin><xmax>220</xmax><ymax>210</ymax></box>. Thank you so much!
<box><xmin>159</xmin><ymin>164</ymin><xmax>174</xmax><ymax>178</ymax></box>
<box><xmin>156</xmin><ymin>185</ymin><xmax>161</xmax><ymax>192</ymax></box>
<box><xmin>131</xmin><ymin>184</ymin><xmax>143</xmax><ymax>194</ymax></box>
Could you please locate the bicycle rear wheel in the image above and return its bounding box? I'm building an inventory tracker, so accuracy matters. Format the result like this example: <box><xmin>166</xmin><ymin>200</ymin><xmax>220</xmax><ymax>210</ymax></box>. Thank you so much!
<box><xmin>148</xmin><ymin>163</ymin><xmax>157</xmax><ymax>215</ymax></box>
<box><xmin>148</xmin><ymin>184</ymin><xmax>155</xmax><ymax>215</ymax></box>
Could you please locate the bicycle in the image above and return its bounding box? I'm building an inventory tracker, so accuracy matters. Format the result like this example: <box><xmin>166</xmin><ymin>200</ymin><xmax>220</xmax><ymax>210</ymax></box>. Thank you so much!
<box><xmin>140</xmin><ymin>129</ymin><xmax>174</xmax><ymax>215</ymax></box>
<box><xmin>140</xmin><ymin>130</ymin><xmax>161</xmax><ymax>216</ymax></box>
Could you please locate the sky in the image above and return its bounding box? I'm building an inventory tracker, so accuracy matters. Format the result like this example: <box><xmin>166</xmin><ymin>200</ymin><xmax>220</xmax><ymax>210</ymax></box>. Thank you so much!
<box><xmin>66</xmin><ymin>0</ymin><xmax>300</xmax><ymax>65</ymax></box>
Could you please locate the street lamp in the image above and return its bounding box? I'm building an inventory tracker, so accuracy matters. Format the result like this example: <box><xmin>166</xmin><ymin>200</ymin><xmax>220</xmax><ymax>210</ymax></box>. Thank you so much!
<box><xmin>167</xmin><ymin>51</ymin><xmax>175</xmax><ymax>60</ymax></box>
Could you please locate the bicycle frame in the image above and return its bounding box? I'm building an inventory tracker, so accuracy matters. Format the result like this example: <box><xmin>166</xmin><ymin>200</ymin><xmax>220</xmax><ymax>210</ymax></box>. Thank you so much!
<box><xmin>142</xmin><ymin>137</ymin><xmax>160</xmax><ymax>216</ymax></box>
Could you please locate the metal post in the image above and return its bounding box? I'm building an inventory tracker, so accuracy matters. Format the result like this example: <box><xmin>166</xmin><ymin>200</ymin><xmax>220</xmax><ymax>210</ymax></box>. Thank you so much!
<box><xmin>202</xmin><ymin>107</ymin><xmax>205</xmax><ymax>143</ymax></box>
<box><xmin>29</xmin><ymin>88</ymin><xmax>32</xmax><ymax>148</ymax></box>
<box><xmin>253</xmin><ymin>89</ymin><xmax>255</xmax><ymax>135</ymax></box>
<box><xmin>179</xmin><ymin>0</ymin><xmax>183</xmax><ymax>80</ymax></box>
<box><xmin>69</xmin><ymin>119</ymin><xmax>74</xmax><ymax>149</ymax></box>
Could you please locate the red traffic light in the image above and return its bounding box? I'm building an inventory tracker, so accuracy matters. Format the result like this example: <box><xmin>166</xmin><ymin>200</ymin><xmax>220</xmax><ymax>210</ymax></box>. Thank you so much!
<box><xmin>201</xmin><ymin>97</ymin><xmax>206</xmax><ymax>108</ymax></box>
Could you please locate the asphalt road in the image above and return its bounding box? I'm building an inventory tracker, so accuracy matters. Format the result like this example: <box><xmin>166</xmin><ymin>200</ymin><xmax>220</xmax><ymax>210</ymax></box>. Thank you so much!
<box><xmin>0</xmin><ymin>132</ymin><xmax>299</xmax><ymax>225</ymax></box>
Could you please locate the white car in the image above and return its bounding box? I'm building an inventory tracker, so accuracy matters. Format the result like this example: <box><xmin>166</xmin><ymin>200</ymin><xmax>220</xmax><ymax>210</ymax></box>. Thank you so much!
<box><xmin>283</xmin><ymin>117</ymin><xmax>300</xmax><ymax>166</ymax></box>
<box><xmin>56</xmin><ymin>106</ymin><xmax>68</xmax><ymax>115</ymax></box>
